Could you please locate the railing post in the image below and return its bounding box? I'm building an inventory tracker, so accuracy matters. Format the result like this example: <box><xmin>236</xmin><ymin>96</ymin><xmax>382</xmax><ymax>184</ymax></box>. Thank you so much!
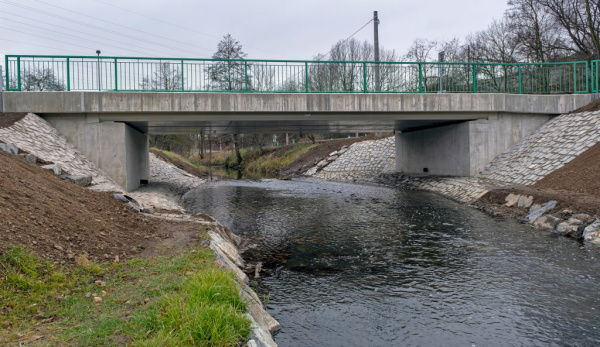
<box><xmin>585</xmin><ymin>61</ymin><xmax>589</xmax><ymax>93</ymax></box>
<box><xmin>181</xmin><ymin>59</ymin><xmax>185</xmax><ymax>92</ymax></box>
<box><xmin>363</xmin><ymin>62</ymin><xmax>367</xmax><ymax>92</ymax></box>
<box><xmin>305</xmin><ymin>62</ymin><xmax>309</xmax><ymax>93</ymax></box>
<box><xmin>4</xmin><ymin>56</ymin><xmax>9</xmax><ymax>91</ymax></box>
<box><xmin>573</xmin><ymin>62</ymin><xmax>577</xmax><ymax>93</ymax></box>
<box><xmin>244</xmin><ymin>61</ymin><xmax>248</xmax><ymax>92</ymax></box>
<box><xmin>16</xmin><ymin>56</ymin><xmax>21</xmax><ymax>91</ymax></box>
<box><xmin>518</xmin><ymin>64</ymin><xmax>522</xmax><ymax>94</ymax></box>
<box><xmin>66</xmin><ymin>57</ymin><xmax>71</xmax><ymax>91</ymax></box>
<box><xmin>472</xmin><ymin>63</ymin><xmax>477</xmax><ymax>93</ymax></box>
<box><xmin>114</xmin><ymin>58</ymin><xmax>118</xmax><ymax>91</ymax></box>
<box><xmin>418</xmin><ymin>63</ymin><xmax>423</xmax><ymax>93</ymax></box>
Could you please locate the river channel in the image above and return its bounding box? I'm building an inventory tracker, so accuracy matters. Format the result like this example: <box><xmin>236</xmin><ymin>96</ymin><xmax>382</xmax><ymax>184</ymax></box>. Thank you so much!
<box><xmin>183</xmin><ymin>178</ymin><xmax>600</xmax><ymax>347</ymax></box>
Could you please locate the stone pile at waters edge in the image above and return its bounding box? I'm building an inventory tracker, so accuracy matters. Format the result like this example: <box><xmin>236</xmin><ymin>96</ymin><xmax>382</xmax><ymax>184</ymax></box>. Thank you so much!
<box><xmin>207</xmin><ymin>221</ymin><xmax>281</xmax><ymax>347</ymax></box>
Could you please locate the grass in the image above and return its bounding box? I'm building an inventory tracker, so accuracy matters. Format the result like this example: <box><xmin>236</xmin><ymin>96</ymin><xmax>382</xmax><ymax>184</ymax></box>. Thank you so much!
<box><xmin>0</xmin><ymin>243</ymin><xmax>251</xmax><ymax>346</ymax></box>
<box><xmin>244</xmin><ymin>143</ymin><xmax>318</xmax><ymax>176</ymax></box>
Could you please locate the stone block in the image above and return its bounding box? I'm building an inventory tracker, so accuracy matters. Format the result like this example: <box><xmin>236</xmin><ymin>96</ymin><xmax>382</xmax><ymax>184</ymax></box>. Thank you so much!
<box><xmin>555</xmin><ymin>222</ymin><xmax>580</xmax><ymax>237</ymax></box>
<box><xmin>517</xmin><ymin>195</ymin><xmax>534</xmax><ymax>208</ymax></box>
<box><xmin>572</xmin><ymin>214</ymin><xmax>593</xmax><ymax>224</ymax></box>
<box><xmin>304</xmin><ymin>167</ymin><xmax>318</xmax><ymax>176</ymax></box>
<box><xmin>0</xmin><ymin>143</ymin><xmax>18</xmax><ymax>155</ymax></box>
<box><xmin>583</xmin><ymin>220</ymin><xmax>600</xmax><ymax>244</ymax></box>
<box><xmin>41</xmin><ymin>163</ymin><xmax>62</xmax><ymax>176</ymax></box>
<box><xmin>532</xmin><ymin>215</ymin><xmax>560</xmax><ymax>230</ymax></box>
<box><xmin>60</xmin><ymin>174</ymin><xmax>92</xmax><ymax>187</ymax></box>
<box><xmin>24</xmin><ymin>153</ymin><xmax>37</xmax><ymax>164</ymax></box>
<box><xmin>526</xmin><ymin>200</ymin><xmax>557</xmax><ymax>222</ymax></box>
<box><xmin>504</xmin><ymin>193</ymin><xmax>521</xmax><ymax>207</ymax></box>
<box><xmin>316</xmin><ymin>160</ymin><xmax>329</xmax><ymax>168</ymax></box>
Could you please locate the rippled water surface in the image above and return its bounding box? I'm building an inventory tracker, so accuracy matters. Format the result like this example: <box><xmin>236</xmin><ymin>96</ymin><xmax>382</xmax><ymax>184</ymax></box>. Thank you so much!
<box><xmin>184</xmin><ymin>179</ymin><xmax>600</xmax><ymax>347</ymax></box>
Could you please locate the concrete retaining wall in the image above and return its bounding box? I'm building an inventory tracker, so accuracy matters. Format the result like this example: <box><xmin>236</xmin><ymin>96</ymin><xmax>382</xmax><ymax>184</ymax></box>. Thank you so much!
<box><xmin>44</xmin><ymin>114</ymin><xmax>149</xmax><ymax>191</ymax></box>
<box><xmin>396</xmin><ymin>113</ymin><xmax>552</xmax><ymax>176</ymax></box>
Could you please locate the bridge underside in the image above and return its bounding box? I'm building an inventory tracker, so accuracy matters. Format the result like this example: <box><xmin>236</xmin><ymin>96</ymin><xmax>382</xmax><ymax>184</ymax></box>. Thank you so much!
<box><xmin>88</xmin><ymin>112</ymin><xmax>495</xmax><ymax>134</ymax></box>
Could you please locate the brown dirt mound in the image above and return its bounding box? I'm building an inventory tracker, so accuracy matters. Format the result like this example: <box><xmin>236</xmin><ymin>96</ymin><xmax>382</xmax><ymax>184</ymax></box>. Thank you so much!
<box><xmin>279</xmin><ymin>134</ymin><xmax>392</xmax><ymax>176</ymax></box>
<box><xmin>0</xmin><ymin>113</ymin><xmax>27</xmax><ymax>128</ymax></box>
<box><xmin>568</xmin><ymin>97</ymin><xmax>600</xmax><ymax>114</ymax></box>
<box><xmin>0</xmin><ymin>150</ymin><xmax>199</xmax><ymax>263</ymax></box>
<box><xmin>534</xmin><ymin>142</ymin><xmax>600</xmax><ymax>198</ymax></box>
<box><xmin>150</xmin><ymin>148</ymin><xmax>208</xmax><ymax>177</ymax></box>
<box><xmin>476</xmin><ymin>141</ymin><xmax>600</xmax><ymax>219</ymax></box>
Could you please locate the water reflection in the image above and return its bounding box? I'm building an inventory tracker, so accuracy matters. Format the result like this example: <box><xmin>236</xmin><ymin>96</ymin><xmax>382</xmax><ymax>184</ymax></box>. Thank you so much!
<box><xmin>183</xmin><ymin>178</ymin><xmax>600</xmax><ymax>347</ymax></box>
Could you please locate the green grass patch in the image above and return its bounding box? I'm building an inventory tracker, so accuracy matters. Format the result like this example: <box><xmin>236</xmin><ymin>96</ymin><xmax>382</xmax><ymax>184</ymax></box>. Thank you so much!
<box><xmin>244</xmin><ymin>143</ymin><xmax>318</xmax><ymax>176</ymax></box>
<box><xmin>0</xmin><ymin>244</ymin><xmax>251</xmax><ymax>346</ymax></box>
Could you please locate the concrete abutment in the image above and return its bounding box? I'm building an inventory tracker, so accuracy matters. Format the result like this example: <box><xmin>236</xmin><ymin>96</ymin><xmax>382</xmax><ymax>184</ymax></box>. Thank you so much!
<box><xmin>395</xmin><ymin>113</ymin><xmax>552</xmax><ymax>176</ymax></box>
<box><xmin>44</xmin><ymin>114</ymin><xmax>149</xmax><ymax>191</ymax></box>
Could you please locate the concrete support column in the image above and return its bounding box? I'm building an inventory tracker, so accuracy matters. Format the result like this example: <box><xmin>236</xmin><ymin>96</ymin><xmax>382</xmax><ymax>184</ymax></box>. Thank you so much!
<box><xmin>395</xmin><ymin>113</ymin><xmax>552</xmax><ymax>177</ymax></box>
<box><xmin>44</xmin><ymin>114</ymin><xmax>149</xmax><ymax>191</ymax></box>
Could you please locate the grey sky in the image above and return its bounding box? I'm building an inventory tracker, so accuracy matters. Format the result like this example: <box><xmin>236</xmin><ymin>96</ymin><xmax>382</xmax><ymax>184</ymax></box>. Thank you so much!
<box><xmin>0</xmin><ymin>0</ymin><xmax>508</xmax><ymax>62</ymax></box>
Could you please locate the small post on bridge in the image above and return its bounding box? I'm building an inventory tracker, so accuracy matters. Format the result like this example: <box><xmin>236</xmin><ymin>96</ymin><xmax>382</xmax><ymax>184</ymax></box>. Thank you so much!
<box><xmin>374</xmin><ymin>11</ymin><xmax>380</xmax><ymax>92</ymax></box>
<box><xmin>0</xmin><ymin>65</ymin><xmax>4</xmax><ymax>112</ymax></box>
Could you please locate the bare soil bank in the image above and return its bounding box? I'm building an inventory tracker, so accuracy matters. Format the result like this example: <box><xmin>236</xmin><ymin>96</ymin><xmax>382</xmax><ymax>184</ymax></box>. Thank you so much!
<box><xmin>0</xmin><ymin>150</ymin><xmax>199</xmax><ymax>263</ymax></box>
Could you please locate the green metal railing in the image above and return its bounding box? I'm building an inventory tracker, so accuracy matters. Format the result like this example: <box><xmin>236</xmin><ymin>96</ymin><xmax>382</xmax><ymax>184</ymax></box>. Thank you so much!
<box><xmin>4</xmin><ymin>55</ymin><xmax>594</xmax><ymax>94</ymax></box>
<box><xmin>593</xmin><ymin>60</ymin><xmax>600</xmax><ymax>93</ymax></box>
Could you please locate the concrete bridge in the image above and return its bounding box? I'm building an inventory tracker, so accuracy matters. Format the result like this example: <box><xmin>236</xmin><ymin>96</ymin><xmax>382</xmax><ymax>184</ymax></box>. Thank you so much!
<box><xmin>2</xmin><ymin>91</ymin><xmax>592</xmax><ymax>191</ymax></box>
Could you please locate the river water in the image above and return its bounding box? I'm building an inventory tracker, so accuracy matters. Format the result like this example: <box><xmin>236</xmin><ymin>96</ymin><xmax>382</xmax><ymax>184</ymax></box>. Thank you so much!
<box><xmin>183</xmin><ymin>178</ymin><xmax>600</xmax><ymax>347</ymax></box>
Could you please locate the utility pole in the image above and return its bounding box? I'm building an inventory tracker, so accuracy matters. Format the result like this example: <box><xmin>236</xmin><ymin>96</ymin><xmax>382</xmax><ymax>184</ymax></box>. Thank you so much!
<box><xmin>374</xmin><ymin>11</ymin><xmax>380</xmax><ymax>92</ymax></box>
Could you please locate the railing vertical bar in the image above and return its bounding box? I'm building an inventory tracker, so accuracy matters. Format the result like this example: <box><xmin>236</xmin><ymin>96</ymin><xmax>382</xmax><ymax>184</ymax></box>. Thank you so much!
<box><xmin>363</xmin><ymin>62</ymin><xmax>368</xmax><ymax>92</ymax></box>
<box><xmin>114</xmin><ymin>58</ymin><xmax>118</xmax><ymax>91</ymax></box>
<box><xmin>66</xmin><ymin>57</ymin><xmax>70</xmax><ymax>91</ymax></box>
<box><xmin>472</xmin><ymin>63</ymin><xmax>476</xmax><ymax>93</ymax></box>
<box><xmin>181</xmin><ymin>59</ymin><xmax>185</xmax><ymax>92</ymax></box>
<box><xmin>305</xmin><ymin>62</ymin><xmax>309</xmax><ymax>93</ymax></box>
<box><xmin>244</xmin><ymin>61</ymin><xmax>248</xmax><ymax>92</ymax></box>
<box><xmin>518</xmin><ymin>64</ymin><xmax>522</xmax><ymax>94</ymax></box>
<box><xmin>16</xmin><ymin>57</ymin><xmax>21</xmax><ymax>91</ymax></box>
<box><xmin>4</xmin><ymin>56</ymin><xmax>8</xmax><ymax>90</ymax></box>
<box><xmin>418</xmin><ymin>63</ymin><xmax>423</xmax><ymax>93</ymax></box>
<box><xmin>573</xmin><ymin>62</ymin><xmax>577</xmax><ymax>94</ymax></box>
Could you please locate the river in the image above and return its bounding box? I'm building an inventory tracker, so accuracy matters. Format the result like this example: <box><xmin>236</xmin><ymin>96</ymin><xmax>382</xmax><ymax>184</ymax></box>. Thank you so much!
<box><xmin>183</xmin><ymin>178</ymin><xmax>600</xmax><ymax>347</ymax></box>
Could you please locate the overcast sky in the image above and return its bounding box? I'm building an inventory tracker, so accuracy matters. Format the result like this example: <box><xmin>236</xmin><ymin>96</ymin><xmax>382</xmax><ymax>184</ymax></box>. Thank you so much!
<box><xmin>0</xmin><ymin>0</ymin><xmax>508</xmax><ymax>63</ymax></box>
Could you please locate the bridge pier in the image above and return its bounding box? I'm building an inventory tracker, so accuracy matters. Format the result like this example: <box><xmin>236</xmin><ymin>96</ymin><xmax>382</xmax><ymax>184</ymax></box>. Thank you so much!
<box><xmin>395</xmin><ymin>113</ymin><xmax>552</xmax><ymax>176</ymax></box>
<box><xmin>44</xmin><ymin>114</ymin><xmax>149</xmax><ymax>191</ymax></box>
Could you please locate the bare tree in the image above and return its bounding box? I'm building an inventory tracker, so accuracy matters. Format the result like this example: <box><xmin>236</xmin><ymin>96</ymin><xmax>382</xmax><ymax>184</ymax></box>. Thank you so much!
<box><xmin>209</xmin><ymin>34</ymin><xmax>247</xmax><ymax>91</ymax></box>
<box><xmin>308</xmin><ymin>38</ymin><xmax>400</xmax><ymax>92</ymax></box>
<box><xmin>209</xmin><ymin>34</ymin><xmax>248</xmax><ymax>165</ymax></box>
<box><xmin>140</xmin><ymin>62</ymin><xmax>182</xmax><ymax>91</ymax></box>
<box><xmin>538</xmin><ymin>0</ymin><xmax>600</xmax><ymax>59</ymax></box>
<box><xmin>21</xmin><ymin>68</ymin><xmax>65</xmax><ymax>91</ymax></box>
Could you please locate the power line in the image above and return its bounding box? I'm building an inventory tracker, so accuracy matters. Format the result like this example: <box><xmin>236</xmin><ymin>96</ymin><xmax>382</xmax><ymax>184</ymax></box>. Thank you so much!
<box><xmin>33</xmin><ymin>0</ymin><xmax>215</xmax><ymax>54</ymax></box>
<box><xmin>1</xmin><ymin>11</ymin><xmax>177</xmax><ymax>57</ymax></box>
<box><xmin>316</xmin><ymin>19</ymin><xmax>374</xmax><ymax>60</ymax></box>
<box><xmin>0</xmin><ymin>38</ymin><xmax>84</xmax><ymax>54</ymax></box>
<box><xmin>0</xmin><ymin>16</ymin><xmax>162</xmax><ymax>57</ymax></box>
<box><xmin>0</xmin><ymin>0</ymin><xmax>209</xmax><ymax>57</ymax></box>
<box><xmin>90</xmin><ymin>0</ymin><xmax>296</xmax><ymax>58</ymax></box>
<box><xmin>0</xmin><ymin>25</ymin><xmax>101</xmax><ymax>52</ymax></box>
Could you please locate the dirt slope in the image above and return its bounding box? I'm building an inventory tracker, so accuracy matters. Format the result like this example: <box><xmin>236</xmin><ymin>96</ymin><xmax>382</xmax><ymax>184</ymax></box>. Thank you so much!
<box><xmin>0</xmin><ymin>150</ymin><xmax>198</xmax><ymax>263</ymax></box>
<box><xmin>534</xmin><ymin>142</ymin><xmax>600</xmax><ymax>197</ymax></box>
